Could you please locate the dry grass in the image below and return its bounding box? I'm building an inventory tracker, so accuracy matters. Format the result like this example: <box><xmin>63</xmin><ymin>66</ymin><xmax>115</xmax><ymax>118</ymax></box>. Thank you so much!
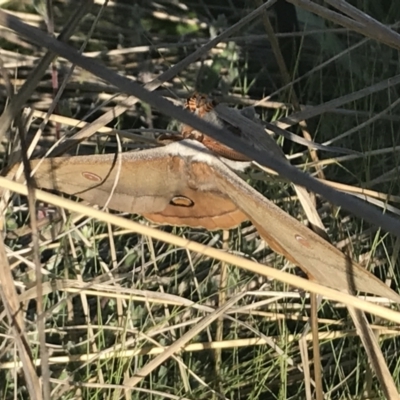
<box><xmin>1</xmin><ymin>0</ymin><xmax>400</xmax><ymax>399</ymax></box>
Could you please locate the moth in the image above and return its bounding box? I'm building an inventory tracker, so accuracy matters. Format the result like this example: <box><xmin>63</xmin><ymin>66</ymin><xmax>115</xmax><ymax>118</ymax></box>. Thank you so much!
<box><xmin>4</xmin><ymin>139</ymin><xmax>400</xmax><ymax>302</ymax></box>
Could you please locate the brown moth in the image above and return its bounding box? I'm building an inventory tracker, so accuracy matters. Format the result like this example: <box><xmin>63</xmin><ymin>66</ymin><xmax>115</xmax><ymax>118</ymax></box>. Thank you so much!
<box><xmin>4</xmin><ymin>139</ymin><xmax>400</xmax><ymax>302</ymax></box>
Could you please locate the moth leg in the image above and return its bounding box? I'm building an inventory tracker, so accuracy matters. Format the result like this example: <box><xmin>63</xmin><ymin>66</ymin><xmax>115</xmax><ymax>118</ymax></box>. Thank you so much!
<box><xmin>181</xmin><ymin>127</ymin><xmax>204</xmax><ymax>142</ymax></box>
